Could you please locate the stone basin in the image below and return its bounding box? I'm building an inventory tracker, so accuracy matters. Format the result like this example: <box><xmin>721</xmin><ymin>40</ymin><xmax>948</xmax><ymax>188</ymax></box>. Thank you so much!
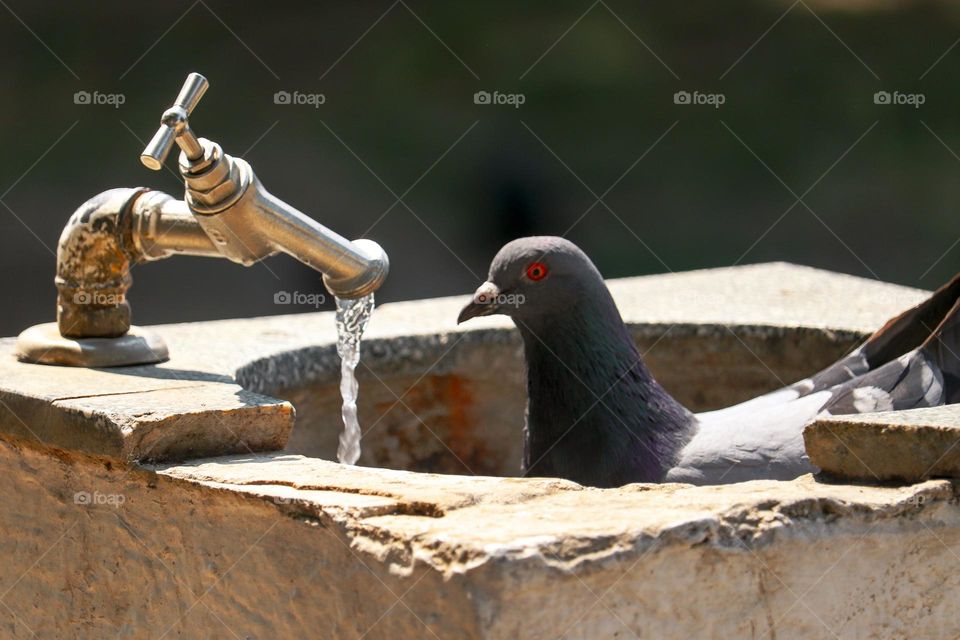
<box><xmin>240</xmin><ymin>261</ymin><xmax>925</xmax><ymax>477</ymax></box>
<box><xmin>2</xmin><ymin>262</ymin><xmax>959</xmax><ymax>639</ymax></box>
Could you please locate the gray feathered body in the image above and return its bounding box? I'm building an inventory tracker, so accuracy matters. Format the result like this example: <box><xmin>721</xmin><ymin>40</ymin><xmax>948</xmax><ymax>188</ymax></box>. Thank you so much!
<box><xmin>517</xmin><ymin>291</ymin><xmax>696</xmax><ymax>487</ymax></box>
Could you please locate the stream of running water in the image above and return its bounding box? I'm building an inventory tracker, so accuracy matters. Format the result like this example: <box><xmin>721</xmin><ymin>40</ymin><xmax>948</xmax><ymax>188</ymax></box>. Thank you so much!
<box><xmin>334</xmin><ymin>293</ymin><xmax>374</xmax><ymax>465</ymax></box>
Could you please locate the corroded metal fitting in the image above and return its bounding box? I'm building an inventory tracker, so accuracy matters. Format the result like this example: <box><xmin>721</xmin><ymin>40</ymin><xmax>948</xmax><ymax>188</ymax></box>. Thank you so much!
<box><xmin>55</xmin><ymin>188</ymin><xmax>146</xmax><ymax>338</ymax></box>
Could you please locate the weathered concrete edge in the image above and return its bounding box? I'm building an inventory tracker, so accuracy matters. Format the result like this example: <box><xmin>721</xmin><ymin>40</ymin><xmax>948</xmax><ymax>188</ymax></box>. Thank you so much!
<box><xmin>5</xmin><ymin>433</ymin><xmax>960</xmax><ymax>638</ymax></box>
<box><xmin>346</xmin><ymin>482</ymin><xmax>960</xmax><ymax>580</ymax></box>
<box><xmin>0</xmin><ymin>433</ymin><xmax>490</xmax><ymax>639</ymax></box>
<box><xmin>235</xmin><ymin>322</ymin><xmax>867</xmax><ymax>393</ymax></box>
<box><xmin>153</xmin><ymin>453</ymin><xmax>960</xmax><ymax>579</ymax></box>
<box><xmin>0</xmin><ymin>374</ymin><xmax>295</xmax><ymax>463</ymax></box>
<box><xmin>166</xmin><ymin>261</ymin><xmax>929</xmax><ymax>391</ymax></box>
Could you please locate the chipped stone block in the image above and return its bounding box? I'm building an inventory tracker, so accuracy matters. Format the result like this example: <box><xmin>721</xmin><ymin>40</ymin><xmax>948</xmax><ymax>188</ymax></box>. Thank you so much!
<box><xmin>0</xmin><ymin>361</ymin><xmax>292</xmax><ymax>462</ymax></box>
<box><xmin>805</xmin><ymin>405</ymin><xmax>960</xmax><ymax>483</ymax></box>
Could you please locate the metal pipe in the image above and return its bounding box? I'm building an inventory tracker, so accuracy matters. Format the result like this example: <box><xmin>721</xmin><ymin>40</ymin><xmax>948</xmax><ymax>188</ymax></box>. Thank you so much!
<box><xmin>54</xmin><ymin>188</ymin><xmax>224</xmax><ymax>338</ymax></box>
<box><xmin>130</xmin><ymin>191</ymin><xmax>220</xmax><ymax>260</ymax></box>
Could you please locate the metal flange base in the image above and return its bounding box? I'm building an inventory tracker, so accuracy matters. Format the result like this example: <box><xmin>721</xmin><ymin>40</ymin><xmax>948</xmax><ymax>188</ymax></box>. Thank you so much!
<box><xmin>14</xmin><ymin>323</ymin><xmax>169</xmax><ymax>367</ymax></box>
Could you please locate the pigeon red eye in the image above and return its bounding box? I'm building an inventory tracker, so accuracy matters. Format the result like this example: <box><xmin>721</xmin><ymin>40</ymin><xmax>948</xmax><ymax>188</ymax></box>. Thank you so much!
<box><xmin>526</xmin><ymin>262</ymin><xmax>548</xmax><ymax>281</ymax></box>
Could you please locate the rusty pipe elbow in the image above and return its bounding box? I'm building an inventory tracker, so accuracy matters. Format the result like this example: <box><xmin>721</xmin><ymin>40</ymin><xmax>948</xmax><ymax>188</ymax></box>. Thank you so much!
<box><xmin>55</xmin><ymin>188</ymin><xmax>147</xmax><ymax>338</ymax></box>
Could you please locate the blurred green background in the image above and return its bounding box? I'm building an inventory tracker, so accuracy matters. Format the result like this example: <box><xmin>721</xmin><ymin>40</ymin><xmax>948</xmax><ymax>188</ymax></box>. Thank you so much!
<box><xmin>1</xmin><ymin>0</ymin><xmax>959</xmax><ymax>336</ymax></box>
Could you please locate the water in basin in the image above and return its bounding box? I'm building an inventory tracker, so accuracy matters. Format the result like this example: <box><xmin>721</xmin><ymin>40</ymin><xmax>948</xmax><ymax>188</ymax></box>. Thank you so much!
<box><xmin>257</xmin><ymin>324</ymin><xmax>861</xmax><ymax>477</ymax></box>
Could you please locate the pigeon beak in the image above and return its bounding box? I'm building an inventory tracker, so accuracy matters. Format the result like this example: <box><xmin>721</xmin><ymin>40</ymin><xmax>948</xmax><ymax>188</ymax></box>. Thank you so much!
<box><xmin>458</xmin><ymin>281</ymin><xmax>502</xmax><ymax>324</ymax></box>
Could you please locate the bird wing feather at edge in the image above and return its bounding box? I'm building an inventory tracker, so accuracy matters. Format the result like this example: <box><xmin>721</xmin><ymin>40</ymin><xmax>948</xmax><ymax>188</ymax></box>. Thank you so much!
<box><xmin>666</xmin><ymin>390</ymin><xmax>831</xmax><ymax>485</ymax></box>
<box><xmin>667</xmin><ymin>350</ymin><xmax>946</xmax><ymax>485</ymax></box>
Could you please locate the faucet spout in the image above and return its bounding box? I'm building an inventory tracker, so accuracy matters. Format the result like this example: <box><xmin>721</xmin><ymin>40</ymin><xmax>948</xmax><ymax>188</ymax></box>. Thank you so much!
<box><xmin>172</xmin><ymin>138</ymin><xmax>388</xmax><ymax>299</ymax></box>
<box><xmin>257</xmin><ymin>186</ymin><xmax>389</xmax><ymax>299</ymax></box>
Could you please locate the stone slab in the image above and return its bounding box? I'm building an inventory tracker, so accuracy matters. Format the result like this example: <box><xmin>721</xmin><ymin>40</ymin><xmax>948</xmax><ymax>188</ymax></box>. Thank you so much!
<box><xmin>0</xmin><ymin>351</ymin><xmax>293</xmax><ymax>462</ymax></box>
<box><xmin>3</xmin><ymin>436</ymin><xmax>949</xmax><ymax>639</ymax></box>
<box><xmin>157</xmin><ymin>452</ymin><xmax>955</xmax><ymax>563</ymax></box>
<box><xmin>805</xmin><ymin>404</ymin><xmax>960</xmax><ymax>482</ymax></box>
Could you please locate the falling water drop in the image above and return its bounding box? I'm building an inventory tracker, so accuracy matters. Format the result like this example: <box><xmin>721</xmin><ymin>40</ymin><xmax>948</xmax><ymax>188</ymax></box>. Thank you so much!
<box><xmin>334</xmin><ymin>293</ymin><xmax>374</xmax><ymax>465</ymax></box>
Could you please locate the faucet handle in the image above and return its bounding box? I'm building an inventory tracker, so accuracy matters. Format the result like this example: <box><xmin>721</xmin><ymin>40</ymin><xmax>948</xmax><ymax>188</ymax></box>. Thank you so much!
<box><xmin>140</xmin><ymin>72</ymin><xmax>209</xmax><ymax>171</ymax></box>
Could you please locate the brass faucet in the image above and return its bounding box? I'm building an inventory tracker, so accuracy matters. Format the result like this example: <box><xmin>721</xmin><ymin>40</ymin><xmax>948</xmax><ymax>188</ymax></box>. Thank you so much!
<box><xmin>16</xmin><ymin>73</ymin><xmax>389</xmax><ymax>367</ymax></box>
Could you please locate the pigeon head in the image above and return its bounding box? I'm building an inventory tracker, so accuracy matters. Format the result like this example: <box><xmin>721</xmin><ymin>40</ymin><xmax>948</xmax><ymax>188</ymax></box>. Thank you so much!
<box><xmin>457</xmin><ymin>236</ymin><xmax>607</xmax><ymax>325</ymax></box>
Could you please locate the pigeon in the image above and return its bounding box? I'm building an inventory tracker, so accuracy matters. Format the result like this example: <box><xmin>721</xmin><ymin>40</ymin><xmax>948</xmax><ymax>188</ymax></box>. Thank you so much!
<box><xmin>457</xmin><ymin>236</ymin><xmax>960</xmax><ymax>488</ymax></box>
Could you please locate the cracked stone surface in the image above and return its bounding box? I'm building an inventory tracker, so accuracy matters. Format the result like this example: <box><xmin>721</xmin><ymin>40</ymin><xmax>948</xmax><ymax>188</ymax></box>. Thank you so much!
<box><xmin>155</xmin><ymin>452</ymin><xmax>958</xmax><ymax>571</ymax></box>
<box><xmin>806</xmin><ymin>404</ymin><xmax>960</xmax><ymax>482</ymax></box>
<box><xmin>3</xmin><ymin>434</ymin><xmax>959</xmax><ymax>639</ymax></box>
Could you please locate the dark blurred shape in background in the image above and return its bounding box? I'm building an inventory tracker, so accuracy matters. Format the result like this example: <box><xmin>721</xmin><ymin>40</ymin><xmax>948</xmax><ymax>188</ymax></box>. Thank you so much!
<box><xmin>1</xmin><ymin>0</ymin><xmax>959</xmax><ymax>336</ymax></box>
